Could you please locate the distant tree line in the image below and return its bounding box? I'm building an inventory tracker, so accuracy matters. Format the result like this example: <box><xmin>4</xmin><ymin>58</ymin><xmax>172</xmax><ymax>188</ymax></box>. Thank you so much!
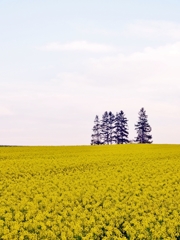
<box><xmin>91</xmin><ymin>108</ymin><xmax>152</xmax><ymax>145</ymax></box>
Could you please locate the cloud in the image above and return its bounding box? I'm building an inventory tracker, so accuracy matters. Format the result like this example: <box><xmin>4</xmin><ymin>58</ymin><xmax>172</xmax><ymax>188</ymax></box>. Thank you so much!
<box><xmin>51</xmin><ymin>72</ymin><xmax>86</xmax><ymax>83</ymax></box>
<box><xmin>0</xmin><ymin>106</ymin><xmax>13</xmax><ymax>116</ymax></box>
<box><xmin>38</xmin><ymin>41</ymin><xmax>116</xmax><ymax>52</ymax></box>
<box><xmin>124</xmin><ymin>20</ymin><xmax>180</xmax><ymax>40</ymax></box>
<box><xmin>2</xmin><ymin>41</ymin><xmax>180</xmax><ymax>144</ymax></box>
<box><xmin>88</xmin><ymin>41</ymin><xmax>180</xmax><ymax>87</ymax></box>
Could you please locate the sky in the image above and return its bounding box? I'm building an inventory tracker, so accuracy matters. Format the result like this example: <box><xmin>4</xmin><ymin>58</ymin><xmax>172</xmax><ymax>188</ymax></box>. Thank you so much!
<box><xmin>0</xmin><ymin>0</ymin><xmax>180</xmax><ymax>145</ymax></box>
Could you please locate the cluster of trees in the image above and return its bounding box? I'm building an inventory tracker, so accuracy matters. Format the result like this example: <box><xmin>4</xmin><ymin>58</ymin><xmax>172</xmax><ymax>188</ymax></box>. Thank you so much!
<box><xmin>91</xmin><ymin>108</ymin><xmax>152</xmax><ymax>145</ymax></box>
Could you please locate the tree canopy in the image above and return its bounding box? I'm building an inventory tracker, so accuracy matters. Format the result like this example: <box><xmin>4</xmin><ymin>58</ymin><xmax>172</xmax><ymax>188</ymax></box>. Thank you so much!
<box><xmin>135</xmin><ymin>108</ymin><xmax>152</xmax><ymax>144</ymax></box>
<box><xmin>91</xmin><ymin>110</ymin><xmax>129</xmax><ymax>145</ymax></box>
<box><xmin>91</xmin><ymin>108</ymin><xmax>152</xmax><ymax>145</ymax></box>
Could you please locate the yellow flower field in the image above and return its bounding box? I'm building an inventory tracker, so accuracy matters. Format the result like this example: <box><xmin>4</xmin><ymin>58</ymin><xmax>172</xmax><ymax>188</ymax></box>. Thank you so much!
<box><xmin>0</xmin><ymin>145</ymin><xmax>180</xmax><ymax>239</ymax></box>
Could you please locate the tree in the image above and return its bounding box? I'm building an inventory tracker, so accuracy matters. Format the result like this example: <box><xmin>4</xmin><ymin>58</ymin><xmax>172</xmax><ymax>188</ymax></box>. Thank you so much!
<box><xmin>101</xmin><ymin>111</ymin><xmax>109</xmax><ymax>144</ymax></box>
<box><xmin>91</xmin><ymin>115</ymin><xmax>102</xmax><ymax>145</ymax></box>
<box><xmin>114</xmin><ymin>111</ymin><xmax>129</xmax><ymax>144</ymax></box>
<box><xmin>135</xmin><ymin>108</ymin><xmax>152</xmax><ymax>143</ymax></box>
<box><xmin>108</xmin><ymin>111</ymin><xmax>115</xmax><ymax>144</ymax></box>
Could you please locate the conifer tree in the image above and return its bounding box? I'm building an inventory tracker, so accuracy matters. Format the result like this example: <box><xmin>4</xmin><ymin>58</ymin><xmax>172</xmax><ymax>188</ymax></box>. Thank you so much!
<box><xmin>135</xmin><ymin>108</ymin><xmax>152</xmax><ymax>143</ymax></box>
<box><xmin>101</xmin><ymin>111</ymin><xmax>109</xmax><ymax>144</ymax></box>
<box><xmin>114</xmin><ymin>111</ymin><xmax>129</xmax><ymax>144</ymax></box>
<box><xmin>91</xmin><ymin>115</ymin><xmax>101</xmax><ymax>145</ymax></box>
<box><xmin>108</xmin><ymin>111</ymin><xmax>115</xmax><ymax>144</ymax></box>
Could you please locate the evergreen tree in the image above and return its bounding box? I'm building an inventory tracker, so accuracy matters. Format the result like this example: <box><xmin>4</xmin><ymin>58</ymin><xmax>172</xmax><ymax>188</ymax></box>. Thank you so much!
<box><xmin>91</xmin><ymin>115</ymin><xmax>101</xmax><ymax>145</ymax></box>
<box><xmin>135</xmin><ymin>108</ymin><xmax>152</xmax><ymax>143</ymax></box>
<box><xmin>101</xmin><ymin>111</ymin><xmax>109</xmax><ymax>144</ymax></box>
<box><xmin>108</xmin><ymin>111</ymin><xmax>115</xmax><ymax>144</ymax></box>
<box><xmin>114</xmin><ymin>111</ymin><xmax>129</xmax><ymax>144</ymax></box>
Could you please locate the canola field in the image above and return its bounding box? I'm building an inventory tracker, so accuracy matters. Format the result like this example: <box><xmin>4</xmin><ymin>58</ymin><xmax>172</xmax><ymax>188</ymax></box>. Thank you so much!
<box><xmin>0</xmin><ymin>145</ymin><xmax>180</xmax><ymax>240</ymax></box>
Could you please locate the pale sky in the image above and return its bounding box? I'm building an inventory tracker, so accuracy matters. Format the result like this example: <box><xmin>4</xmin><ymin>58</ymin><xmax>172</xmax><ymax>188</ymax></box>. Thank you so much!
<box><xmin>0</xmin><ymin>1</ymin><xmax>180</xmax><ymax>145</ymax></box>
